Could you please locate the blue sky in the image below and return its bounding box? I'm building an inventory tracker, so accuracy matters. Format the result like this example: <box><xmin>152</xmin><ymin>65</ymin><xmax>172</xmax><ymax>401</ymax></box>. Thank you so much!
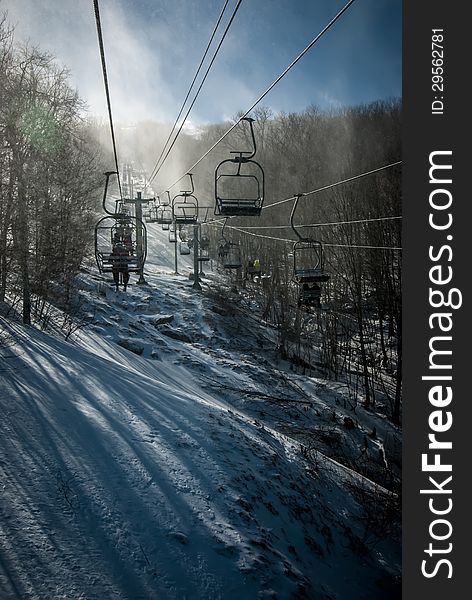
<box><xmin>3</xmin><ymin>0</ymin><xmax>401</xmax><ymax>124</ymax></box>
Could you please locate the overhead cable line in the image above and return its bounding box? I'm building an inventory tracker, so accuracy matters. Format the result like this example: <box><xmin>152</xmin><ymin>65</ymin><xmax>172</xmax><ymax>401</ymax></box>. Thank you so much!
<box><xmin>210</xmin><ymin>222</ymin><xmax>291</xmax><ymax>241</ymax></box>
<box><xmin>262</xmin><ymin>160</ymin><xmax>403</xmax><ymax>212</ymax></box>
<box><xmin>148</xmin><ymin>0</ymin><xmax>231</xmax><ymax>185</ymax></box>
<box><xmin>323</xmin><ymin>242</ymin><xmax>402</xmax><ymax>250</ymax></box>
<box><xmin>93</xmin><ymin>0</ymin><xmax>123</xmax><ymax>201</ymax></box>
<box><xmin>157</xmin><ymin>0</ymin><xmax>358</xmax><ymax>195</ymax></box>
<box><xmin>221</xmin><ymin>215</ymin><xmax>402</xmax><ymax>230</ymax></box>
<box><xmin>211</xmin><ymin>222</ymin><xmax>402</xmax><ymax>250</ymax></box>
<box><xmin>209</xmin><ymin>159</ymin><xmax>402</xmax><ymax>228</ymax></box>
<box><xmin>150</xmin><ymin>0</ymin><xmax>243</xmax><ymax>185</ymax></box>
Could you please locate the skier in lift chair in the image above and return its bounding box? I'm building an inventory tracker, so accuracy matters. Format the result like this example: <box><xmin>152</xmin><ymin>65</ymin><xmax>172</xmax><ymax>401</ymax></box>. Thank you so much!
<box><xmin>111</xmin><ymin>242</ymin><xmax>130</xmax><ymax>292</ymax></box>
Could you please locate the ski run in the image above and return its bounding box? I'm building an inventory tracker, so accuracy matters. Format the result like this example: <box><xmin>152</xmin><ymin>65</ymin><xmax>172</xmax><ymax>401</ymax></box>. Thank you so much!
<box><xmin>1</xmin><ymin>221</ymin><xmax>401</xmax><ymax>599</ymax></box>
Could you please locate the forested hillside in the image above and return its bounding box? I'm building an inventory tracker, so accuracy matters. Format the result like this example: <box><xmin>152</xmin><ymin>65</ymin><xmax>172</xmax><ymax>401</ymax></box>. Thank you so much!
<box><xmin>103</xmin><ymin>100</ymin><xmax>403</xmax><ymax>426</ymax></box>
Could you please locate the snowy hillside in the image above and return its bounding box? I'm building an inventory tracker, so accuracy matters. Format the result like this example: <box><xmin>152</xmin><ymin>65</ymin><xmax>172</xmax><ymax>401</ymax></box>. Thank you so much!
<box><xmin>0</xmin><ymin>222</ymin><xmax>400</xmax><ymax>599</ymax></box>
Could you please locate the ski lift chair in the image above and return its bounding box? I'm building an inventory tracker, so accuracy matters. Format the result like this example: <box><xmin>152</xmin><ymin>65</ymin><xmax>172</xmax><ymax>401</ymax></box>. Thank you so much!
<box><xmin>290</xmin><ymin>193</ymin><xmax>329</xmax><ymax>309</ymax></box>
<box><xmin>214</xmin><ymin>117</ymin><xmax>264</xmax><ymax>217</ymax></box>
<box><xmin>172</xmin><ymin>174</ymin><xmax>198</xmax><ymax>225</ymax></box>
<box><xmin>219</xmin><ymin>241</ymin><xmax>241</xmax><ymax>269</ymax></box>
<box><xmin>156</xmin><ymin>206</ymin><xmax>173</xmax><ymax>225</ymax></box>
<box><xmin>145</xmin><ymin>197</ymin><xmax>160</xmax><ymax>223</ymax></box>
<box><xmin>94</xmin><ymin>172</ymin><xmax>147</xmax><ymax>274</ymax></box>
<box><xmin>95</xmin><ymin>216</ymin><xmax>140</xmax><ymax>274</ymax></box>
<box><xmin>198</xmin><ymin>235</ymin><xmax>210</xmax><ymax>262</ymax></box>
<box><xmin>293</xmin><ymin>240</ymin><xmax>330</xmax><ymax>308</ymax></box>
<box><xmin>224</xmin><ymin>243</ymin><xmax>241</xmax><ymax>269</ymax></box>
<box><xmin>173</xmin><ymin>197</ymin><xmax>198</xmax><ymax>224</ymax></box>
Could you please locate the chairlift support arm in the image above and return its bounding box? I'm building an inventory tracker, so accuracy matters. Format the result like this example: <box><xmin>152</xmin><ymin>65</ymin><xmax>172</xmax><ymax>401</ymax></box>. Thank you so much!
<box><xmin>290</xmin><ymin>193</ymin><xmax>307</xmax><ymax>241</ymax></box>
<box><xmin>180</xmin><ymin>172</ymin><xmax>194</xmax><ymax>195</ymax></box>
<box><xmin>230</xmin><ymin>117</ymin><xmax>257</xmax><ymax>163</ymax></box>
<box><xmin>221</xmin><ymin>218</ymin><xmax>229</xmax><ymax>242</ymax></box>
<box><xmin>102</xmin><ymin>170</ymin><xmax>118</xmax><ymax>216</ymax></box>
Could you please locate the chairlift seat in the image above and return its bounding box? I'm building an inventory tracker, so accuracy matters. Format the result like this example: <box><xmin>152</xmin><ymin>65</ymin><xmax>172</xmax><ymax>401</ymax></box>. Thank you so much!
<box><xmin>224</xmin><ymin>259</ymin><xmax>241</xmax><ymax>269</ymax></box>
<box><xmin>172</xmin><ymin>190</ymin><xmax>198</xmax><ymax>224</ymax></box>
<box><xmin>173</xmin><ymin>205</ymin><xmax>198</xmax><ymax>224</ymax></box>
<box><xmin>223</xmin><ymin>245</ymin><xmax>241</xmax><ymax>269</ymax></box>
<box><xmin>99</xmin><ymin>252</ymin><xmax>139</xmax><ymax>273</ymax></box>
<box><xmin>214</xmin><ymin>120</ymin><xmax>265</xmax><ymax>217</ymax></box>
<box><xmin>156</xmin><ymin>208</ymin><xmax>173</xmax><ymax>224</ymax></box>
<box><xmin>215</xmin><ymin>198</ymin><xmax>262</xmax><ymax>217</ymax></box>
<box><xmin>294</xmin><ymin>268</ymin><xmax>330</xmax><ymax>283</ymax></box>
<box><xmin>198</xmin><ymin>244</ymin><xmax>210</xmax><ymax>262</ymax></box>
<box><xmin>215</xmin><ymin>171</ymin><xmax>263</xmax><ymax>217</ymax></box>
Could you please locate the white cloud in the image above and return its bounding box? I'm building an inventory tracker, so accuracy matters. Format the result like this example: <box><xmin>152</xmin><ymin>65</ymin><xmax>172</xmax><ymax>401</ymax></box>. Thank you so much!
<box><xmin>2</xmin><ymin>0</ymin><xmax>174</xmax><ymax>124</ymax></box>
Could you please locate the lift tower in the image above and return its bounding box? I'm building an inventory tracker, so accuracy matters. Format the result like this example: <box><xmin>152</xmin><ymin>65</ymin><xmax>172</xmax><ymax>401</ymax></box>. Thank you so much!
<box><xmin>123</xmin><ymin>191</ymin><xmax>150</xmax><ymax>285</ymax></box>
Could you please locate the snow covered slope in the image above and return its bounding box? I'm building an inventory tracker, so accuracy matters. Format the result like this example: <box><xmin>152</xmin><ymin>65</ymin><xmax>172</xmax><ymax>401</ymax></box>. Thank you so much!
<box><xmin>0</xmin><ymin>222</ymin><xmax>400</xmax><ymax>599</ymax></box>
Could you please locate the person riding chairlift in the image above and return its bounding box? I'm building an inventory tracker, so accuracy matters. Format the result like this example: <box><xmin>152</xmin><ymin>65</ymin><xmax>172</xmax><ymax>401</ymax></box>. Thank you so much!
<box><xmin>246</xmin><ymin>258</ymin><xmax>261</xmax><ymax>281</ymax></box>
<box><xmin>245</xmin><ymin>257</ymin><xmax>253</xmax><ymax>280</ymax></box>
<box><xmin>123</xmin><ymin>229</ymin><xmax>134</xmax><ymax>255</ymax></box>
<box><xmin>111</xmin><ymin>242</ymin><xmax>130</xmax><ymax>292</ymax></box>
<box><xmin>298</xmin><ymin>281</ymin><xmax>321</xmax><ymax>308</ymax></box>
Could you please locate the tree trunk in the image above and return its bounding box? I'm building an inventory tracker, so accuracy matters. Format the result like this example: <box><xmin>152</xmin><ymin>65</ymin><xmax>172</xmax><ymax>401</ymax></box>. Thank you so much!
<box><xmin>392</xmin><ymin>312</ymin><xmax>402</xmax><ymax>424</ymax></box>
<box><xmin>357</xmin><ymin>307</ymin><xmax>371</xmax><ymax>410</ymax></box>
<box><xmin>15</xmin><ymin>162</ymin><xmax>31</xmax><ymax>325</ymax></box>
<box><xmin>0</xmin><ymin>161</ymin><xmax>14</xmax><ymax>302</ymax></box>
